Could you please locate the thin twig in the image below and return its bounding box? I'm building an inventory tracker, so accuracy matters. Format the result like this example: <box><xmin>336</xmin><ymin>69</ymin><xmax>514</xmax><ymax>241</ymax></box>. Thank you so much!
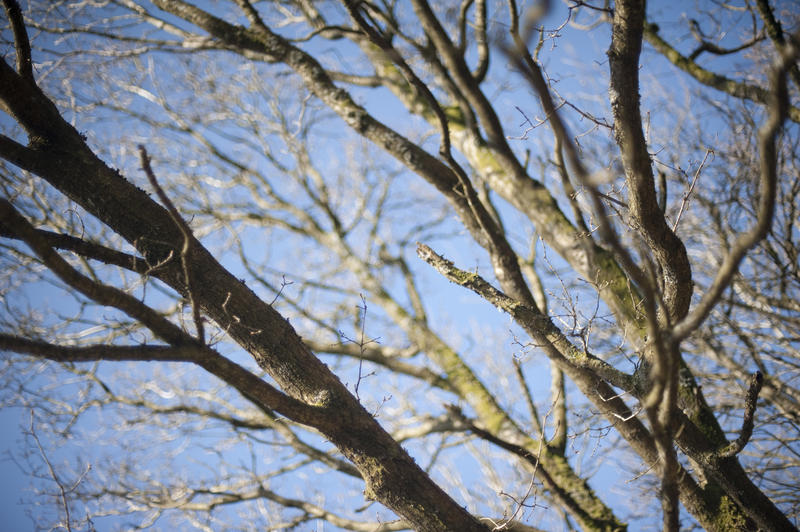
<box><xmin>138</xmin><ymin>145</ymin><xmax>205</xmax><ymax>342</ymax></box>
<box><xmin>27</xmin><ymin>412</ymin><xmax>74</xmax><ymax>532</ymax></box>
<box><xmin>672</xmin><ymin>148</ymin><xmax>713</xmax><ymax>232</ymax></box>
<box><xmin>354</xmin><ymin>295</ymin><xmax>369</xmax><ymax>400</ymax></box>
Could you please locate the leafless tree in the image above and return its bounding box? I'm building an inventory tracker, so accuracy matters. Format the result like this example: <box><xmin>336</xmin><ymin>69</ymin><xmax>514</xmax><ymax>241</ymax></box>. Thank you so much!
<box><xmin>1</xmin><ymin>0</ymin><xmax>798</xmax><ymax>530</ymax></box>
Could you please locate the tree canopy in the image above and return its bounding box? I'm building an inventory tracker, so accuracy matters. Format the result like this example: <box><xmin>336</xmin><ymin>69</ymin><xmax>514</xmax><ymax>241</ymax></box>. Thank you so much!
<box><xmin>1</xmin><ymin>0</ymin><xmax>798</xmax><ymax>530</ymax></box>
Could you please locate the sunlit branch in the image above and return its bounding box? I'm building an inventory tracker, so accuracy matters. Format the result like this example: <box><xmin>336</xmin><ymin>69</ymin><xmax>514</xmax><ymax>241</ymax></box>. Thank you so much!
<box><xmin>416</xmin><ymin>243</ymin><xmax>635</xmax><ymax>395</ymax></box>
<box><xmin>643</xmin><ymin>23</ymin><xmax>800</xmax><ymax>123</ymax></box>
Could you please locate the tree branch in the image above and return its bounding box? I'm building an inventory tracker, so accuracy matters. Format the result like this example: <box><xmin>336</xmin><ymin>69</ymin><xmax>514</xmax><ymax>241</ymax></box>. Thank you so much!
<box><xmin>673</xmin><ymin>45</ymin><xmax>793</xmax><ymax>341</ymax></box>
<box><xmin>609</xmin><ymin>0</ymin><xmax>693</xmax><ymax>324</ymax></box>
<box><xmin>0</xmin><ymin>223</ymin><xmax>150</xmax><ymax>274</ymax></box>
<box><xmin>754</xmin><ymin>0</ymin><xmax>800</xmax><ymax>89</ymax></box>
<box><xmin>2</xmin><ymin>0</ymin><xmax>34</xmax><ymax>82</ymax></box>
<box><xmin>416</xmin><ymin>241</ymin><xmax>640</xmax><ymax>393</ymax></box>
<box><xmin>0</xmin><ymin>335</ymin><xmax>200</xmax><ymax>363</ymax></box>
<box><xmin>643</xmin><ymin>23</ymin><xmax>800</xmax><ymax>123</ymax></box>
<box><xmin>718</xmin><ymin>372</ymin><xmax>764</xmax><ymax>458</ymax></box>
<box><xmin>0</xmin><ymin>198</ymin><xmax>192</xmax><ymax>346</ymax></box>
<box><xmin>138</xmin><ymin>145</ymin><xmax>205</xmax><ymax>342</ymax></box>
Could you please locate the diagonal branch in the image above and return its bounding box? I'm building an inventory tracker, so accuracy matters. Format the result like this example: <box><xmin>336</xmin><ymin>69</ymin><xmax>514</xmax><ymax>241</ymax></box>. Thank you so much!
<box><xmin>416</xmin><ymin>243</ymin><xmax>634</xmax><ymax>392</ymax></box>
<box><xmin>643</xmin><ymin>23</ymin><xmax>800</xmax><ymax>123</ymax></box>
<box><xmin>0</xmin><ymin>197</ymin><xmax>192</xmax><ymax>346</ymax></box>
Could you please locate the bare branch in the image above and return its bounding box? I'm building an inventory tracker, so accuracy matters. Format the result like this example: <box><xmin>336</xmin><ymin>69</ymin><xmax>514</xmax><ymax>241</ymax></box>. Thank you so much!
<box><xmin>643</xmin><ymin>23</ymin><xmax>800</xmax><ymax>123</ymax></box>
<box><xmin>718</xmin><ymin>371</ymin><xmax>764</xmax><ymax>458</ymax></box>
<box><xmin>673</xmin><ymin>47</ymin><xmax>793</xmax><ymax>341</ymax></box>
<box><xmin>754</xmin><ymin>0</ymin><xmax>800</xmax><ymax>89</ymax></box>
<box><xmin>0</xmin><ymin>198</ymin><xmax>191</xmax><ymax>346</ymax></box>
<box><xmin>609</xmin><ymin>0</ymin><xmax>693</xmax><ymax>324</ymax></box>
<box><xmin>0</xmin><ymin>223</ymin><xmax>149</xmax><ymax>274</ymax></box>
<box><xmin>672</xmin><ymin>149</ymin><xmax>713</xmax><ymax>232</ymax></box>
<box><xmin>139</xmin><ymin>145</ymin><xmax>205</xmax><ymax>342</ymax></box>
<box><xmin>415</xmin><ymin>242</ymin><xmax>635</xmax><ymax>394</ymax></box>
<box><xmin>0</xmin><ymin>335</ymin><xmax>200</xmax><ymax>363</ymax></box>
<box><xmin>27</xmin><ymin>412</ymin><xmax>76</xmax><ymax>532</ymax></box>
<box><xmin>687</xmin><ymin>19</ymin><xmax>765</xmax><ymax>61</ymax></box>
<box><xmin>2</xmin><ymin>0</ymin><xmax>33</xmax><ymax>81</ymax></box>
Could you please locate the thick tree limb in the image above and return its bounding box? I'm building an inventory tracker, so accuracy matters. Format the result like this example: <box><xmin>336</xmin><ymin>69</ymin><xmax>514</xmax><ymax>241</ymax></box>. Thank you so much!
<box><xmin>609</xmin><ymin>0</ymin><xmax>693</xmax><ymax>325</ymax></box>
